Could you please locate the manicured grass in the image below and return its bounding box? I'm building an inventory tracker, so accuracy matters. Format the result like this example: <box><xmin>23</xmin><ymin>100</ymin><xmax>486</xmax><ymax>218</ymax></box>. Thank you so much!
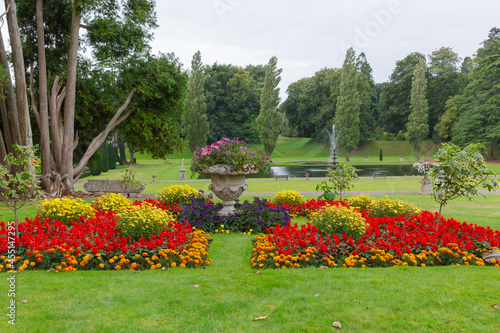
<box><xmin>1</xmin><ymin>233</ymin><xmax>499</xmax><ymax>332</ymax></box>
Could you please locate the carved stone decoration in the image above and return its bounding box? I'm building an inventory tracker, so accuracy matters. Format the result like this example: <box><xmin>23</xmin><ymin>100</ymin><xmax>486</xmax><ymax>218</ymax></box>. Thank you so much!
<box><xmin>199</xmin><ymin>164</ymin><xmax>258</xmax><ymax>215</ymax></box>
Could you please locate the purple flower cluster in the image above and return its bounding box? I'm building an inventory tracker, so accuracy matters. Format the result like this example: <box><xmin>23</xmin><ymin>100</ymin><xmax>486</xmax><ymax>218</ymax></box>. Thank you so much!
<box><xmin>177</xmin><ymin>197</ymin><xmax>290</xmax><ymax>233</ymax></box>
<box><xmin>191</xmin><ymin>138</ymin><xmax>272</xmax><ymax>174</ymax></box>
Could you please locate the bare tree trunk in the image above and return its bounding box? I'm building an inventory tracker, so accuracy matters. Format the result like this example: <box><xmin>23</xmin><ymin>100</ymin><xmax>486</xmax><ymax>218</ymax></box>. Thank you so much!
<box><xmin>61</xmin><ymin>7</ymin><xmax>81</xmax><ymax>194</ymax></box>
<box><xmin>0</xmin><ymin>26</ymin><xmax>22</xmax><ymax>151</ymax></box>
<box><xmin>5</xmin><ymin>0</ymin><xmax>32</xmax><ymax>147</ymax></box>
<box><xmin>49</xmin><ymin>76</ymin><xmax>66</xmax><ymax>172</ymax></box>
<box><xmin>345</xmin><ymin>150</ymin><xmax>350</xmax><ymax>162</ymax></box>
<box><xmin>128</xmin><ymin>142</ymin><xmax>135</xmax><ymax>164</ymax></box>
<box><xmin>0</xmin><ymin>128</ymin><xmax>7</xmax><ymax>165</ymax></box>
<box><xmin>36</xmin><ymin>0</ymin><xmax>51</xmax><ymax>190</ymax></box>
<box><xmin>72</xmin><ymin>89</ymin><xmax>136</xmax><ymax>181</ymax></box>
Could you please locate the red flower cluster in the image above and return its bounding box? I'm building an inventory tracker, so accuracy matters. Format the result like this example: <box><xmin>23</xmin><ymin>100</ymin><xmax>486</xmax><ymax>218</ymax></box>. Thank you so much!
<box><xmin>267</xmin><ymin>199</ymin><xmax>348</xmax><ymax>217</ymax></box>
<box><xmin>132</xmin><ymin>198</ymin><xmax>181</xmax><ymax>217</ymax></box>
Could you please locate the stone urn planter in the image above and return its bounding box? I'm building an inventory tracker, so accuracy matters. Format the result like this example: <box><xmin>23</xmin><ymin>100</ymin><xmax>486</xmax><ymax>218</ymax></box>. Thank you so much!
<box><xmin>200</xmin><ymin>164</ymin><xmax>259</xmax><ymax>215</ymax></box>
<box><xmin>420</xmin><ymin>175</ymin><xmax>433</xmax><ymax>195</ymax></box>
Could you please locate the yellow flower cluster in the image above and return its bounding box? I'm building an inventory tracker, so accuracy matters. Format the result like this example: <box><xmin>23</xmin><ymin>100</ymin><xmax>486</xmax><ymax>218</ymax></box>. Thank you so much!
<box><xmin>37</xmin><ymin>197</ymin><xmax>95</xmax><ymax>225</ymax></box>
<box><xmin>214</xmin><ymin>224</ymin><xmax>231</xmax><ymax>234</ymax></box>
<box><xmin>5</xmin><ymin>230</ymin><xmax>211</xmax><ymax>272</ymax></box>
<box><xmin>309</xmin><ymin>205</ymin><xmax>366</xmax><ymax>240</ymax></box>
<box><xmin>94</xmin><ymin>193</ymin><xmax>132</xmax><ymax>212</ymax></box>
<box><xmin>251</xmin><ymin>234</ymin><xmax>318</xmax><ymax>269</ymax></box>
<box><xmin>117</xmin><ymin>202</ymin><xmax>174</xmax><ymax>241</ymax></box>
<box><xmin>368</xmin><ymin>197</ymin><xmax>421</xmax><ymax>218</ymax></box>
<box><xmin>271</xmin><ymin>190</ymin><xmax>305</xmax><ymax>206</ymax></box>
<box><xmin>347</xmin><ymin>194</ymin><xmax>374</xmax><ymax>210</ymax></box>
<box><xmin>156</xmin><ymin>184</ymin><xmax>199</xmax><ymax>205</ymax></box>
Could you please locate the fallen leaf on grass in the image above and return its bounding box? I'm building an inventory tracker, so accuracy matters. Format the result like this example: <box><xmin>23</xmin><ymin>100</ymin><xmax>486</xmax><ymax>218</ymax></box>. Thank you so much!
<box><xmin>20</xmin><ymin>300</ymin><xmax>28</xmax><ymax>304</ymax></box>
<box><xmin>256</xmin><ymin>271</ymin><xmax>263</xmax><ymax>274</ymax></box>
<box><xmin>332</xmin><ymin>321</ymin><xmax>342</xmax><ymax>329</ymax></box>
<box><xmin>193</xmin><ymin>284</ymin><xmax>200</xmax><ymax>288</ymax></box>
<box><xmin>438</xmin><ymin>302</ymin><xmax>443</xmax><ymax>307</ymax></box>
<box><xmin>315</xmin><ymin>294</ymin><xmax>320</xmax><ymax>297</ymax></box>
<box><xmin>47</xmin><ymin>268</ymin><xmax>55</xmax><ymax>273</ymax></box>
<box><xmin>252</xmin><ymin>316</ymin><xmax>268</xmax><ymax>321</ymax></box>
<box><xmin>492</xmin><ymin>304</ymin><xmax>499</xmax><ymax>309</ymax></box>
<box><xmin>319</xmin><ymin>266</ymin><xmax>328</xmax><ymax>269</ymax></box>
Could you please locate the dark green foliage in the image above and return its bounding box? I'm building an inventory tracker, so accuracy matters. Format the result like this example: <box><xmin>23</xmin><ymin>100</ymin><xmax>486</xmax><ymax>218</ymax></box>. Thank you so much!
<box><xmin>379</xmin><ymin>148</ymin><xmax>383</xmax><ymax>161</ymax></box>
<box><xmin>357</xmin><ymin>53</ymin><xmax>378</xmax><ymax>142</ymax></box>
<box><xmin>118</xmin><ymin>53</ymin><xmax>188</xmax><ymax>159</ymax></box>
<box><xmin>380</xmin><ymin>52</ymin><xmax>426</xmax><ymax>134</ymax></box>
<box><xmin>407</xmin><ymin>59</ymin><xmax>429</xmax><ymax>160</ymax></box>
<box><xmin>453</xmin><ymin>28</ymin><xmax>500</xmax><ymax>159</ymax></box>
<box><xmin>107</xmin><ymin>144</ymin><xmax>118</xmax><ymax>170</ymax></box>
<box><xmin>88</xmin><ymin>147</ymin><xmax>103</xmax><ymax>176</ymax></box>
<box><xmin>101</xmin><ymin>144</ymin><xmax>110</xmax><ymax>173</ymax></box>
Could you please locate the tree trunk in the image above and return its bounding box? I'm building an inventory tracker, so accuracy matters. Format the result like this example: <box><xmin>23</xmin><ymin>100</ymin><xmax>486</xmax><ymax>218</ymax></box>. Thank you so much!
<box><xmin>49</xmin><ymin>76</ymin><xmax>66</xmax><ymax>173</ymax></box>
<box><xmin>61</xmin><ymin>7</ymin><xmax>81</xmax><ymax>194</ymax></box>
<box><xmin>5</xmin><ymin>0</ymin><xmax>32</xmax><ymax>147</ymax></box>
<box><xmin>128</xmin><ymin>142</ymin><xmax>135</xmax><ymax>164</ymax></box>
<box><xmin>0</xmin><ymin>26</ymin><xmax>22</xmax><ymax>151</ymax></box>
<box><xmin>117</xmin><ymin>135</ymin><xmax>128</xmax><ymax>164</ymax></box>
<box><xmin>72</xmin><ymin>89</ymin><xmax>135</xmax><ymax>182</ymax></box>
<box><xmin>36</xmin><ymin>0</ymin><xmax>51</xmax><ymax>190</ymax></box>
<box><xmin>345</xmin><ymin>150</ymin><xmax>350</xmax><ymax>162</ymax></box>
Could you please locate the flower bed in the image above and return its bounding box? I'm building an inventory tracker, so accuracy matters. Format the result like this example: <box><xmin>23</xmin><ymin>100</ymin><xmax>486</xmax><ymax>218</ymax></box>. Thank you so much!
<box><xmin>252</xmin><ymin>210</ymin><xmax>500</xmax><ymax>269</ymax></box>
<box><xmin>0</xmin><ymin>209</ymin><xmax>210</xmax><ymax>272</ymax></box>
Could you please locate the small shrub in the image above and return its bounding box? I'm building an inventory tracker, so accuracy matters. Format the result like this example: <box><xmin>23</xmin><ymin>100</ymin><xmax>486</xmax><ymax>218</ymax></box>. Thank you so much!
<box><xmin>347</xmin><ymin>194</ymin><xmax>374</xmax><ymax>210</ymax></box>
<box><xmin>94</xmin><ymin>193</ymin><xmax>132</xmax><ymax>212</ymax></box>
<box><xmin>37</xmin><ymin>197</ymin><xmax>95</xmax><ymax>225</ymax></box>
<box><xmin>117</xmin><ymin>203</ymin><xmax>174</xmax><ymax>242</ymax></box>
<box><xmin>271</xmin><ymin>190</ymin><xmax>305</xmax><ymax>206</ymax></box>
<box><xmin>310</xmin><ymin>205</ymin><xmax>366</xmax><ymax>240</ymax></box>
<box><xmin>156</xmin><ymin>184</ymin><xmax>200</xmax><ymax>205</ymax></box>
<box><xmin>368</xmin><ymin>197</ymin><xmax>421</xmax><ymax>218</ymax></box>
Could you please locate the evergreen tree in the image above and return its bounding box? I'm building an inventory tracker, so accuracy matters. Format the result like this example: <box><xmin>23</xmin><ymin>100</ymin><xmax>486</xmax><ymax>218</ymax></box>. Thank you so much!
<box><xmin>182</xmin><ymin>51</ymin><xmax>209</xmax><ymax>152</ymax></box>
<box><xmin>256</xmin><ymin>56</ymin><xmax>282</xmax><ymax>157</ymax></box>
<box><xmin>407</xmin><ymin>59</ymin><xmax>429</xmax><ymax>161</ymax></box>
<box><xmin>335</xmin><ymin>48</ymin><xmax>360</xmax><ymax>161</ymax></box>
<box><xmin>356</xmin><ymin>53</ymin><xmax>378</xmax><ymax>142</ymax></box>
<box><xmin>453</xmin><ymin>28</ymin><xmax>500</xmax><ymax>159</ymax></box>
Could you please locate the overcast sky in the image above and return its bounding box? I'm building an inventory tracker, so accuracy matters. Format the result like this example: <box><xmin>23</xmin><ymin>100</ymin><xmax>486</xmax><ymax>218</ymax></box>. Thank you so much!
<box><xmin>152</xmin><ymin>0</ymin><xmax>499</xmax><ymax>99</ymax></box>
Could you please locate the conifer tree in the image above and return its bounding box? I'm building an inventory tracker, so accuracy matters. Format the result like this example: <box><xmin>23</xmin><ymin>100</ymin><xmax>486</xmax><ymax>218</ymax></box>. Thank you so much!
<box><xmin>256</xmin><ymin>56</ymin><xmax>282</xmax><ymax>157</ymax></box>
<box><xmin>182</xmin><ymin>51</ymin><xmax>209</xmax><ymax>152</ymax></box>
<box><xmin>335</xmin><ymin>48</ymin><xmax>360</xmax><ymax>161</ymax></box>
<box><xmin>407</xmin><ymin>59</ymin><xmax>429</xmax><ymax>160</ymax></box>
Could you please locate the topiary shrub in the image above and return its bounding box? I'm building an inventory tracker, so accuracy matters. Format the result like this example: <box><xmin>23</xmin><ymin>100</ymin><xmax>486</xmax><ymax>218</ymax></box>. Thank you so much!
<box><xmin>347</xmin><ymin>194</ymin><xmax>374</xmax><ymax>210</ymax></box>
<box><xmin>94</xmin><ymin>193</ymin><xmax>132</xmax><ymax>212</ymax></box>
<box><xmin>309</xmin><ymin>205</ymin><xmax>366</xmax><ymax>240</ymax></box>
<box><xmin>156</xmin><ymin>184</ymin><xmax>200</xmax><ymax>205</ymax></box>
<box><xmin>271</xmin><ymin>190</ymin><xmax>305</xmax><ymax>206</ymax></box>
<box><xmin>368</xmin><ymin>197</ymin><xmax>421</xmax><ymax>218</ymax></box>
<box><xmin>116</xmin><ymin>203</ymin><xmax>174</xmax><ymax>242</ymax></box>
<box><xmin>37</xmin><ymin>197</ymin><xmax>96</xmax><ymax>225</ymax></box>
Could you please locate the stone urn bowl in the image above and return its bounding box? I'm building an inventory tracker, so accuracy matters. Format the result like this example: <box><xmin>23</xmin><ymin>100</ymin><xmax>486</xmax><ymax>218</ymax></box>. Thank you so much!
<box><xmin>199</xmin><ymin>164</ymin><xmax>259</xmax><ymax>215</ymax></box>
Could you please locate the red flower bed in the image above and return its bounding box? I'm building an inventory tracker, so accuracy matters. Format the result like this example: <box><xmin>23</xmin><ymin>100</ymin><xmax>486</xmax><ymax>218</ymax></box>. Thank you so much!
<box><xmin>252</xmin><ymin>211</ymin><xmax>500</xmax><ymax>269</ymax></box>
<box><xmin>0</xmin><ymin>210</ymin><xmax>210</xmax><ymax>272</ymax></box>
<box><xmin>133</xmin><ymin>198</ymin><xmax>181</xmax><ymax>217</ymax></box>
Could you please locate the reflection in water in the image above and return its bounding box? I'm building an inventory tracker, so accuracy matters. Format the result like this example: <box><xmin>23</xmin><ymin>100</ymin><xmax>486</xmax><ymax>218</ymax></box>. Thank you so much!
<box><xmin>198</xmin><ymin>164</ymin><xmax>421</xmax><ymax>179</ymax></box>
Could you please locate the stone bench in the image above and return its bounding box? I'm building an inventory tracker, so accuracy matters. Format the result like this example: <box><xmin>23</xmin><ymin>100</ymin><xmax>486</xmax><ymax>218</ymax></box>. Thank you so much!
<box><xmin>275</xmin><ymin>174</ymin><xmax>289</xmax><ymax>181</ymax></box>
<box><xmin>373</xmin><ymin>173</ymin><xmax>386</xmax><ymax>179</ymax></box>
<box><xmin>83</xmin><ymin>180</ymin><xmax>144</xmax><ymax>198</ymax></box>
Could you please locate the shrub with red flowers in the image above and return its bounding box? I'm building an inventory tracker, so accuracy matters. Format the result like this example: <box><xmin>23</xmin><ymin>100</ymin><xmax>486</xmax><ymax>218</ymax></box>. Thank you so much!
<box><xmin>252</xmin><ymin>210</ymin><xmax>500</xmax><ymax>269</ymax></box>
<box><xmin>0</xmin><ymin>209</ymin><xmax>210</xmax><ymax>272</ymax></box>
<box><xmin>267</xmin><ymin>198</ymin><xmax>348</xmax><ymax>218</ymax></box>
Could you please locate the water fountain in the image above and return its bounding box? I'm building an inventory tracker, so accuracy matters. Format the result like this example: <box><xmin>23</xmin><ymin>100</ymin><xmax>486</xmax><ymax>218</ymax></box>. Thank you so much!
<box><xmin>326</xmin><ymin>124</ymin><xmax>341</xmax><ymax>168</ymax></box>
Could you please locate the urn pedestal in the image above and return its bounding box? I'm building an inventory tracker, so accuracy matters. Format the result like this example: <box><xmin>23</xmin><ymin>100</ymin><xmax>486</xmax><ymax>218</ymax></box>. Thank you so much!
<box><xmin>200</xmin><ymin>164</ymin><xmax>258</xmax><ymax>216</ymax></box>
<box><xmin>420</xmin><ymin>175</ymin><xmax>433</xmax><ymax>195</ymax></box>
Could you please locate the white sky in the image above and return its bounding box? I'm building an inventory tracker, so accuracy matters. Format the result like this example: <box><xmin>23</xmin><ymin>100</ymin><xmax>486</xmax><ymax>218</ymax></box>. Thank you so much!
<box><xmin>1</xmin><ymin>0</ymin><xmax>498</xmax><ymax>101</ymax></box>
<box><xmin>151</xmin><ymin>0</ymin><xmax>500</xmax><ymax>99</ymax></box>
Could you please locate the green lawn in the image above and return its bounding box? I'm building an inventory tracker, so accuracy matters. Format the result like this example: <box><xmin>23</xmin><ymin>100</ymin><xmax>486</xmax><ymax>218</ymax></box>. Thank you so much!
<box><xmin>1</xmin><ymin>233</ymin><xmax>499</xmax><ymax>332</ymax></box>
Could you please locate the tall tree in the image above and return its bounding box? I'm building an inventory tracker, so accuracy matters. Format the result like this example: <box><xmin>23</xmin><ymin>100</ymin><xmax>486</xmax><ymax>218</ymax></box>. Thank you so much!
<box><xmin>407</xmin><ymin>59</ymin><xmax>429</xmax><ymax>160</ymax></box>
<box><xmin>426</xmin><ymin>47</ymin><xmax>463</xmax><ymax>136</ymax></box>
<box><xmin>335</xmin><ymin>47</ymin><xmax>360</xmax><ymax>161</ymax></box>
<box><xmin>2</xmin><ymin>0</ymin><xmax>161</xmax><ymax>195</ymax></box>
<box><xmin>453</xmin><ymin>27</ymin><xmax>500</xmax><ymax>159</ymax></box>
<box><xmin>380</xmin><ymin>52</ymin><xmax>426</xmax><ymax>133</ymax></box>
<box><xmin>182</xmin><ymin>51</ymin><xmax>209</xmax><ymax>152</ymax></box>
<box><xmin>356</xmin><ymin>52</ymin><xmax>378</xmax><ymax>142</ymax></box>
<box><xmin>256</xmin><ymin>56</ymin><xmax>282</xmax><ymax>157</ymax></box>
